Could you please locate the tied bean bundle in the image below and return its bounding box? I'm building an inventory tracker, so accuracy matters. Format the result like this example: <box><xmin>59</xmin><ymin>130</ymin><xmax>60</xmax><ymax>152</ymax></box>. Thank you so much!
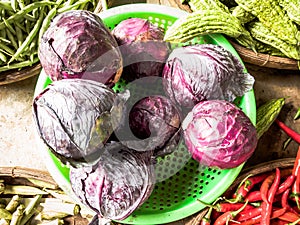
<box><xmin>0</xmin><ymin>178</ymin><xmax>92</xmax><ymax>225</ymax></box>
<box><xmin>171</xmin><ymin>0</ymin><xmax>300</xmax><ymax>62</ymax></box>
<box><xmin>0</xmin><ymin>0</ymin><xmax>100</xmax><ymax>73</ymax></box>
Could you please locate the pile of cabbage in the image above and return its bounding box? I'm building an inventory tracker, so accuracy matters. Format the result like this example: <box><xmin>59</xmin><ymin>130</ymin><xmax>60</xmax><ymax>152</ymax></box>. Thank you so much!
<box><xmin>33</xmin><ymin>10</ymin><xmax>258</xmax><ymax>222</ymax></box>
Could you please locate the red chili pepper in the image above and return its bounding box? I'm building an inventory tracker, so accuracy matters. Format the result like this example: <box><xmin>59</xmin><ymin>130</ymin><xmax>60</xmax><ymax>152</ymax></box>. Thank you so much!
<box><xmin>261</xmin><ymin>168</ymin><xmax>281</xmax><ymax>225</ymax></box>
<box><xmin>293</xmin><ymin>146</ymin><xmax>300</xmax><ymax>177</ymax></box>
<box><xmin>237</xmin><ymin>208</ymin><xmax>287</xmax><ymax>225</ymax></box>
<box><xmin>281</xmin><ymin>188</ymin><xmax>290</xmax><ymax>209</ymax></box>
<box><xmin>292</xmin><ymin>173</ymin><xmax>300</xmax><ymax>210</ymax></box>
<box><xmin>232</xmin><ymin>173</ymin><xmax>270</xmax><ymax>203</ymax></box>
<box><xmin>277</xmin><ymin>174</ymin><xmax>295</xmax><ymax>195</ymax></box>
<box><xmin>271</xmin><ymin>219</ymin><xmax>289</xmax><ymax>225</ymax></box>
<box><xmin>213</xmin><ymin>201</ymin><xmax>249</xmax><ymax>225</ymax></box>
<box><xmin>245</xmin><ymin>190</ymin><xmax>262</xmax><ymax>202</ymax></box>
<box><xmin>214</xmin><ymin>202</ymin><xmax>255</xmax><ymax>213</ymax></box>
<box><xmin>201</xmin><ymin>208</ymin><xmax>213</xmax><ymax>225</ymax></box>
<box><xmin>211</xmin><ymin>209</ymin><xmax>222</xmax><ymax>222</ymax></box>
<box><xmin>245</xmin><ymin>191</ymin><xmax>281</xmax><ymax>203</ymax></box>
<box><xmin>268</xmin><ymin>168</ymin><xmax>281</xmax><ymax>203</ymax></box>
<box><xmin>261</xmin><ymin>201</ymin><xmax>273</xmax><ymax>225</ymax></box>
<box><xmin>235</xmin><ymin>206</ymin><xmax>262</xmax><ymax>222</ymax></box>
<box><xmin>288</xmin><ymin>218</ymin><xmax>300</xmax><ymax>225</ymax></box>
<box><xmin>260</xmin><ymin>173</ymin><xmax>276</xmax><ymax>203</ymax></box>
<box><xmin>275</xmin><ymin>119</ymin><xmax>300</xmax><ymax>144</ymax></box>
<box><xmin>291</xmin><ymin>206</ymin><xmax>300</xmax><ymax>215</ymax></box>
<box><xmin>280</xmin><ymin>188</ymin><xmax>300</xmax><ymax>215</ymax></box>
<box><xmin>236</xmin><ymin>215</ymin><xmax>261</xmax><ymax>225</ymax></box>
<box><xmin>278</xmin><ymin>212</ymin><xmax>300</xmax><ymax>223</ymax></box>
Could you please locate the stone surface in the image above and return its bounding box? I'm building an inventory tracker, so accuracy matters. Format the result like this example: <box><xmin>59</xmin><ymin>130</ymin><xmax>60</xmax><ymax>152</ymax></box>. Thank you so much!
<box><xmin>0</xmin><ymin>75</ymin><xmax>47</xmax><ymax>171</ymax></box>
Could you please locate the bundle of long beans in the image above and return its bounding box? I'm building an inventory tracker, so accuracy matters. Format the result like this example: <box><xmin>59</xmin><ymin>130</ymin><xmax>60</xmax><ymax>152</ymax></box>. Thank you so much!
<box><xmin>0</xmin><ymin>0</ymin><xmax>101</xmax><ymax>73</ymax></box>
<box><xmin>0</xmin><ymin>177</ymin><xmax>94</xmax><ymax>225</ymax></box>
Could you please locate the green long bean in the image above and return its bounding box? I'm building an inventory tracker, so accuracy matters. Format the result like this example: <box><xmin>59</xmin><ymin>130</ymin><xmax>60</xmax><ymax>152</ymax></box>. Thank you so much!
<box><xmin>0</xmin><ymin>52</ymin><xmax>7</xmax><ymax>63</ymax></box>
<box><xmin>0</xmin><ymin>1</ymin><xmax>56</xmax><ymax>30</ymax></box>
<box><xmin>0</xmin><ymin>0</ymin><xmax>99</xmax><ymax>73</ymax></box>
<box><xmin>38</xmin><ymin>0</ymin><xmax>64</xmax><ymax>42</ymax></box>
<box><xmin>0</xmin><ymin>42</ymin><xmax>15</xmax><ymax>55</ymax></box>
<box><xmin>17</xmin><ymin>0</ymin><xmax>25</xmax><ymax>9</ymax></box>
<box><xmin>0</xmin><ymin>37</ymin><xmax>10</xmax><ymax>44</ymax></box>
<box><xmin>5</xmin><ymin>28</ymin><xmax>18</xmax><ymax>50</ymax></box>
<box><xmin>0</xmin><ymin>29</ymin><xmax>6</xmax><ymax>39</ymax></box>
<box><xmin>57</xmin><ymin>0</ymin><xmax>91</xmax><ymax>13</ymax></box>
<box><xmin>15</xmin><ymin>26</ymin><xmax>24</xmax><ymax>47</ymax></box>
<box><xmin>14</xmin><ymin>20</ymin><xmax>27</xmax><ymax>33</ymax></box>
<box><xmin>0</xmin><ymin>57</ymin><xmax>39</xmax><ymax>72</ymax></box>
<box><xmin>8</xmin><ymin>6</ymin><xmax>45</xmax><ymax>64</ymax></box>
<box><xmin>11</xmin><ymin>0</ymin><xmax>19</xmax><ymax>12</ymax></box>
<box><xmin>3</xmin><ymin>17</ymin><xmax>16</xmax><ymax>35</ymax></box>
<box><xmin>0</xmin><ymin>2</ymin><xmax>14</xmax><ymax>11</ymax></box>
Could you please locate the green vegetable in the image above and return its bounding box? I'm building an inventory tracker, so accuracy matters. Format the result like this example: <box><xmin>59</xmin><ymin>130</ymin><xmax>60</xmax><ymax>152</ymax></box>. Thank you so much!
<box><xmin>5</xmin><ymin>195</ymin><xmax>21</xmax><ymax>213</ymax></box>
<box><xmin>0</xmin><ymin>1</ymin><xmax>56</xmax><ymax>30</ymax></box>
<box><xmin>164</xmin><ymin>9</ymin><xmax>244</xmax><ymax>42</ymax></box>
<box><xmin>3</xmin><ymin>185</ymin><xmax>48</xmax><ymax>196</ymax></box>
<box><xmin>0</xmin><ymin>208</ymin><xmax>12</xmax><ymax>220</ymax></box>
<box><xmin>235</xmin><ymin>0</ymin><xmax>300</xmax><ymax>45</ymax></box>
<box><xmin>165</xmin><ymin>3</ymin><xmax>256</xmax><ymax>51</ymax></box>
<box><xmin>8</xmin><ymin>6</ymin><xmax>45</xmax><ymax>64</ymax></box>
<box><xmin>278</xmin><ymin>0</ymin><xmax>300</xmax><ymax>25</ymax></box>
<box><xmin>187</xmin><ymin>0</ymin><xmax>230</xmax><ymax>13</ymax></box>
<box><xmin>248</xmin><ymin>21</ymin><xmax>300</xmax><ymax>60</ymax></box>
<box><xmin>5</xmin><ymin>28</ymin><xmax>18</xmax><ymax>50</ymax></box>
<box><xmin>256</xmin><ymin>97</ymin><xmax>285</xmax><ymax>139</ymax></box>
<box><xmin>10</xmin><ymin>204</ymin><xmax>24</xmax><ymax>225</ymax></box>
<box><xmin>254</xmin><ymin>41</ymin><xmax>286</xmax><ymax>57</ymax></box>
<box><xmin>230</xmin><ymin>5</ymin><xmax>255</xmax><ymax>24</ymax></box>
<box><xmin>19</xmin><ymin>194</ymin><xmax>42</xmax><ymax>225</ymax></box>
<box><xmin>0</xmin><ymin>57</ymin><xmax>39</xmax><ymax>72</ymax></box>
<box><xmin>38</xmin><ymin>0</ymin><xmax>63</xmax><ymax>43</ymax></box>
<box><xmin>0</xmin><ymin>0</ymin><xmax>101</xmax><ymax>73</ymax></box>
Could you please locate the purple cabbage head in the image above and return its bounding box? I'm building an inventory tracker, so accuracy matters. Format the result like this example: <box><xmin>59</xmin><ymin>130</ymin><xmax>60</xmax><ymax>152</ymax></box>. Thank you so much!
<box><xmin>162</xmin><ymin>44</ymin><xmax>255</xmax><ymax>109</ymax></box>
<box><xmin>111</xmin><ymin>18</ymin><xmax>171</xmax><ymax>81</ymax></box>
<box><xmin>69</xmin><ymin>142</ymin><xmax>155</xmax><ymax>221</ymax></box>
<box><xmin>113</xmin><ymin>94</ymin><xmax>182</xmax><ymax>157</ymax></box>
<box><xmin>125</xmin><ymin>95</ymin><xmax>182</xmax><ymax>156</ymax></box>
<box><xmin>32</xmin><ymin>79</ymin><xmax>125</xmax><ymax>167</ymax></box>
<box><xmin>38</xmin><ymin>10</ymin><xmax>123</xmax><ymax>86</ymax></box>
<box><xmin>182</xmin><ymin>100</ymin><xmax>257</xmax><ymax>169</ymax></box>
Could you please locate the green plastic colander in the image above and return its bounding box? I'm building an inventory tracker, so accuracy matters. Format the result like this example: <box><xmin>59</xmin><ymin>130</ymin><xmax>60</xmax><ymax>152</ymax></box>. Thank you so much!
<box><xmin>33</xmin><ymin>4</ymin><xmax>256</xmax><ymax>225</ymax></box>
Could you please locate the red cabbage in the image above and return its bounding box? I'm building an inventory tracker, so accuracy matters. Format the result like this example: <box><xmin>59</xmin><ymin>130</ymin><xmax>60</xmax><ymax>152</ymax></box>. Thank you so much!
<box><xmin>38</xmin><ymin>10</ymin><xmax>123</xmax><ymax>86</ymax></box>
<box><xmin>162</xmin><ymin>44</ymin><xmax>255</xmax><ymax>109</ymax></box>
<box><xmin>32</xmin><ymin>79</ymin><xmax>125</xmax><ymax>167</ymax></box>
<box><xmin>69</xmin><ymin>142</ymin><xmax>155</xmax><ymax>221</ymax></box>
<box><xmin>111</xmin><ymin>18</ymin><xmax>171</xmax><ymax>81</ymax></box>
<box><xmin>127</xmin><ymin>95</ymin><xmax>181</xmax><ymax>156</ymax></box>
<box><xmin>182</xmin><ymin>100</ymin><xmax>257</xmax><ymax>169</ymax></box>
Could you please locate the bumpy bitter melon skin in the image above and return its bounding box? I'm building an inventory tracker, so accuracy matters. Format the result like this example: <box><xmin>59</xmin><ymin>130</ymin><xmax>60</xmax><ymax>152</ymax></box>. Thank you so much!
<box><xmin>230</xmin><ymin>5</ymin><xmax>256</xmax><ymax>24</ymax></box>
<box><xmin>164</xmin><ymin>10</ymin><xmax>245</xmax><ymax>42</ymax></box>
<box><xmin>278</xmin><ymin>0</ymin><xmax>300</xmax><ymax>25</ymax></box>
<box><xmin>256</xmin><ymin>98</ymin><xmax>285</xmax><ymax>139</ymax></box>
<box><xmin>248</xmin><ymin>21</ymin><xmax>300</xmax><ymax>60</ymax></box>
<box><xmin>187</xmin><ymin>0</ymin><xmax>230</xmax><ymax>13</ymax></box>
<box><xmin>235</xmin><ymin>0</ymin><xmax>300</xmax><ymax>45</ymax></box>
